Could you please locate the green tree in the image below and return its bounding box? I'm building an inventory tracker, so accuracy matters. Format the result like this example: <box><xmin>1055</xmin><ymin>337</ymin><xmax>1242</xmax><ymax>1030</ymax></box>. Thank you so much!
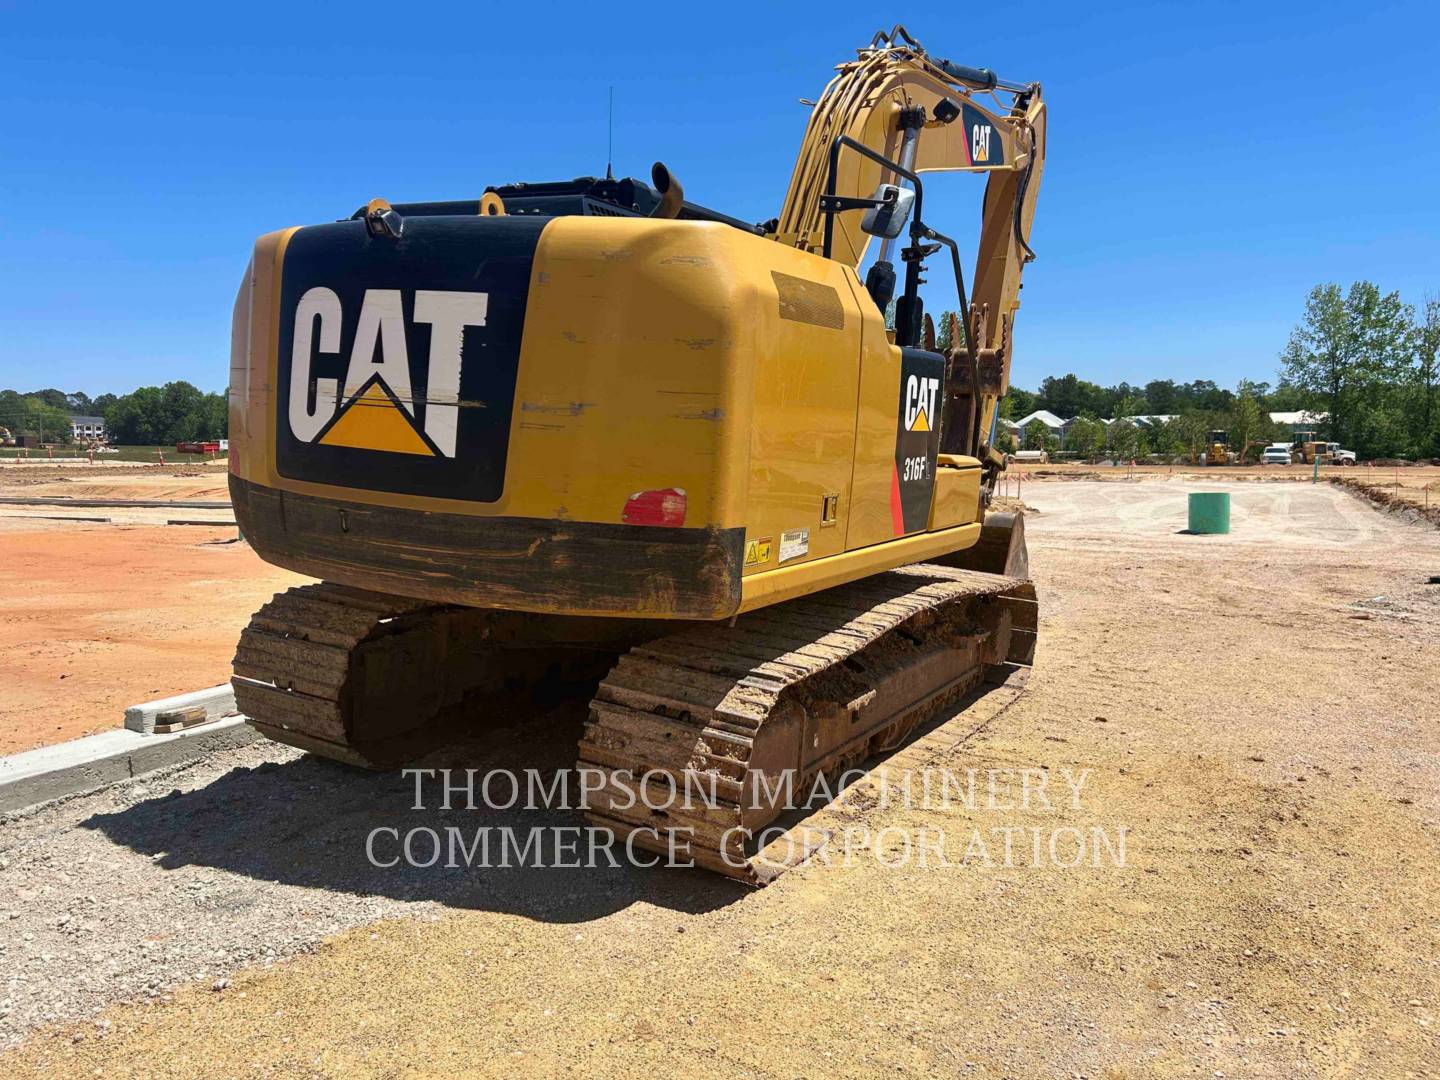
<box><xmin>1037</xmin><ymin>373</ymin><xmax>1108</xmax><ymax>418</ymax></box>
<box><xmin>1150</xmin><ymin>418</ymin><xmax>1185</xmax><ymax>459</ymax></box>
<box><xmin>1228</xmin><ymin>387</ymin><xmax>1266</xmax><ymax>462</ymax></box>
<box><xmin>105</xmin><ymin>386</ymin><xmax>166</xmax><ymax>444</ymax></box>
<box><xmin>200</xmin><ymin>391</ymin><xmax>228</xmax><ymax>439</ymax></box>
<box><xmin>1174</xmin><ymin>412</ymin><xmax>1211</xmax><ymax>463</ymax></box>
<box><xmin>163</xmin><ymin>381</ymin><xmax>208</xmax><ymax>440</ymax></box>
<box><xmin>0</xmin><ymin>393</ymin><xmax>73</xmax><ymax>443</ymax></box>
<box><xmin>1023</xmin><ymin>419</ymin><xmax>1050</xmax><ymax>450</ymax></box>
<box><xmin>102</xmin><ymin>381</ymin><xmax>227</xmax><ymax>444</ymax></box>
<box><xmin>1411</xmin><ymin>296</ymin><xmax>1439</xmax><ymax>456</ymax></box>
<box><xmin>1003</xmin><ymin>387</ymin><xmax>1038</xmax><ymax>420</ymax></box>
<box><xmin>1108</xmin><ymin>419</ymin><xmax>1140</xmax><ymax>461</ymax></box>
<box><xmin>1144</xmin><ymin>380</ymin><xmax>1179</xmax><ymax>414</ymax></box>
<box><xmin>1265</xmin><ymin>382</ymin><xmax>1315</xmax><ymax>411</ymax></box>
<box><xmin>1113</xmin><ymin>393</ymin><xmax>1147</xmax><ymax>419</ymax></box>
<box><xmin>1183</xmin><ymin>380</ymin><xmax>1235</xmax><ymax>412</ymax></box>
<box><xmin>1065</xmin><ymin>416</ymin><xmax>1103</xmax><ymax>458</ymax></box>
<box><xmin>1281</xmin><ymin>281</ymin><xmax>1413</xmax><ymax>456</ymax></box>
<box><xmin>27</xmin><ymin>388</ymin><xmax>71</xmax><ymax>411</ymax></box>
<box><xmin>935</xmin><ymin>310</ymin><xmax>959</xmax><ymax>353</ymax></box>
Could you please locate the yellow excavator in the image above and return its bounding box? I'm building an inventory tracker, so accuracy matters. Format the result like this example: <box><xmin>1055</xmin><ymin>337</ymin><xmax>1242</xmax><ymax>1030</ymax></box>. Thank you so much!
<box><xmin>228</xmin><ymin>26</ymin><xmax>1045</xmax><ymax>882</ymax></box>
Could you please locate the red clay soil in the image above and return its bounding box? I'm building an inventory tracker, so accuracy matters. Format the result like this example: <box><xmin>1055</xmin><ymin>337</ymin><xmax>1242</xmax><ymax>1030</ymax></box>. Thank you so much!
<box><xmin>0</xmin><ymin>522</ymin><xmax>307</xmax><ymax>755</ymax></box>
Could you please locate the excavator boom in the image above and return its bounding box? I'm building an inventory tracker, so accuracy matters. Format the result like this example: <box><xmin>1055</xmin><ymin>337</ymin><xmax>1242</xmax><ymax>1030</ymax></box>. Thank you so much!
<box><xmin>775</xmin><ymin>25</ymin><xmax>1045</xmax><ymax>469</ymax></box>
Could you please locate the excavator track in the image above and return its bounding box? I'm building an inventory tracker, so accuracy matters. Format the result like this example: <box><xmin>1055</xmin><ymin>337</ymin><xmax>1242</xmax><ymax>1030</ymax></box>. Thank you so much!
<box><xmin>578</xmin><ymin>564</ymin><xmax>1037</xmax><ymax>884</ymax></box>
<box><xmin>234</xmin><ymin>584</ymin><xmax>458</xmax><ymax>768</ymax></box>
<box><xmin>235</xmin><ymin>564</ymin><xmax>1036</xmax><ymax>886</ymax></box>
<box><xmin>232</xmin><ymin>583</ymin><xmax>626</xmax><ymax>768</ymax></box>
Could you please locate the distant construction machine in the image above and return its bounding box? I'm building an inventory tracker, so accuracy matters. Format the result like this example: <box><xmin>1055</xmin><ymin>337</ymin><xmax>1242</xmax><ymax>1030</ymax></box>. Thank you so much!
<box><xmin>1293</xmin><ymin>440</ymin><xmax>1357</xmax><ymax>466</ymax></box>
<box><xmin>1205</xmin><ymin>430</ymin><xmax>1234</xmax><ymax>466</ymax></box>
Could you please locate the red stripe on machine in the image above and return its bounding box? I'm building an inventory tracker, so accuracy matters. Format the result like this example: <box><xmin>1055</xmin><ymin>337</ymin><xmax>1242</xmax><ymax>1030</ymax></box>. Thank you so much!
<box><xmin>889</xmin><ymin>464</ymin><xmax>906</xmax><ymax>535</ymax></box>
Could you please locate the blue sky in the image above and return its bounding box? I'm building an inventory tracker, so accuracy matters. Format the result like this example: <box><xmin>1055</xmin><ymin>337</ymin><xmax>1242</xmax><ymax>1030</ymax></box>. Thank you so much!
<box><xmin>2</xmin><ymin>0</ymin><xmax>1437</xmax><ymax>396</ymax></box>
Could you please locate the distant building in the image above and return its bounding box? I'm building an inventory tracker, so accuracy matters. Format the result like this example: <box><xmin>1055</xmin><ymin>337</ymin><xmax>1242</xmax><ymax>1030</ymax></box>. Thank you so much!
<box><xmin>69</xmin><ymin>414</ymin><xmax>106</xmax><ymax>441</ymax></box>
<box><xmin>1013</xmin><ymin>410</ymin><xmax>1067</xmax><ymax>432</ymax></box>
<box><xmin>1010</xmin><ymin>410</ymin><xmax>1067</xmax><ymax>448</ymax></box>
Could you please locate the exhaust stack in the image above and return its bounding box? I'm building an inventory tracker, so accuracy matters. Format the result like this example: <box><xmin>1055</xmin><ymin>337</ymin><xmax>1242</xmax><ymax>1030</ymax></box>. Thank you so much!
<box><xmin>649</xmin><ymin>162</ymin><xmax>684</xmax><ymax>219</ymax></box>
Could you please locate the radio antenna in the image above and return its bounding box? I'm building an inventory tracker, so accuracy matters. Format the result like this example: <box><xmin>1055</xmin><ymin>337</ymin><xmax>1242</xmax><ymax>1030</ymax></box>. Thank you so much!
<box><xmin>606</xmin><ymin>85</ymin><xmax>615</xmax><ymax>180</ymax></box>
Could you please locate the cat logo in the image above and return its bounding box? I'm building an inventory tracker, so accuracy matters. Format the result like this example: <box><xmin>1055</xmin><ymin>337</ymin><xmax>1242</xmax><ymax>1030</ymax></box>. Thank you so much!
<box><xmin>904</xmin><ymin>374</ymin><xmax>941</xmax><ymax>433</ymax></box>
<box><xmin>961</xmin><ymin>104</ymin><xmax>1004</xmax><ymax>167</ymax></box>
<box><xmin>971</xmin><ymin>122</ymin><xmax>992</xmax><ymax>164</ymax></box>
<box><xmin>287</xmin><ymin>287</ymin><xmax>489</xmax><ymax>459</ymax></box>
<box><xmin>891</xmin><ymin>348</ymin><xmax>944</xmax><ymax>535</ymax></box>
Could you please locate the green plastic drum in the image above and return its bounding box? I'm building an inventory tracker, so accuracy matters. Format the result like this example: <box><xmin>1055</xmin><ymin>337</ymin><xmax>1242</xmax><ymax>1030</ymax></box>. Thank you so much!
<box><xmin>1187</xmin><ymin>492</ymin><xmax>1231</xmax><ymax>534</ymax></box>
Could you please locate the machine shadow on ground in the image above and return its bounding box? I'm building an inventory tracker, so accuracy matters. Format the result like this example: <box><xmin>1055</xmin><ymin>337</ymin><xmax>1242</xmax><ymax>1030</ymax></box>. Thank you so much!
<box><xmin>80</xmin><ymin>699</ymin><xmax>751</xmax><ymax>924</ymax></box>
<box><xmin>81</xmin><ymin>668</ymin><xmax>1025</xmax><ymax>923</ymax></box>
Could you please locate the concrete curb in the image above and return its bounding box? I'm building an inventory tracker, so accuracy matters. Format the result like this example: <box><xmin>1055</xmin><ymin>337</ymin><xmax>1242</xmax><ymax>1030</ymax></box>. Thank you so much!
<box><xmin>0</xmin><ymin>716</ymin><xmax>259</xmax><ymax>815</ymax></box>
<box><xmin>124</xmin><ymin>684</ymin><xmax>237</xmax><ymax>734</ymax></box>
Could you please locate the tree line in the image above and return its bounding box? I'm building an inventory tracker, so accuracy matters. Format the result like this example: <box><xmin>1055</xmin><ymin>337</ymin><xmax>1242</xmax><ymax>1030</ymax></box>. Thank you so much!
<box><xmin>0</xmin><ymin>384</ymin><xmax>227</xmax><ymax>445</ymax></box>
<box><xmin>992</xmin><ymin>280</ymin><xmax>1438</xmax><ymax>462</ymax></box>
<box><xmin>1011</xmin><ymin>401</ymin><xmax>1281</xmax><ymax>464</ymax></box>
<box><xmin>1278</xmin><ymin>282</ymin><xmax>1436</xmax><ymax>460</ymax></box>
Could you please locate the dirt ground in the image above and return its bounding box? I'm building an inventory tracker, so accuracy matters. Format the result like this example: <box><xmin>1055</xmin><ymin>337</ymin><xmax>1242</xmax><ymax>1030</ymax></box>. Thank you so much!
<box><xmin>0</xmin><ymin>521</ymin><xmax>304</xmax><ymax>753</ymax></box>
<box><xmin>1007</xmin><ymin>461</ymin><xmax>1440</xmax><ymax>486</ymax></box>
<box><xmin>1329</xmin><ymin>474</ymin><xmax>1440</xmax><ymax>527</ymax></box>
<box><xmin>3</xmin><ymin>478</ymin><xmax>1438</xmax><ymax>1077</ymax></box>
<box><xmin>0</xmin><ymin>461</ymin><xmax>231</xmax><ymax>484</ymax></box>
<box><xmin>0</xmin><ymin>474</ymin><xmax>230</xmax><ymax>502</ymax></box>
<box><xmin>0</xmin><ymin>463</ymin><xmax>296</xmax><ymax>753</ymax></box>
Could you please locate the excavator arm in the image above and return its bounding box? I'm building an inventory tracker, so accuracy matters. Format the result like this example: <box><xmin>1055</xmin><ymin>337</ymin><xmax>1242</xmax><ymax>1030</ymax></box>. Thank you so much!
<box><xmin>774</xmin><ymin>25</ymin><xmax>1046</xmax><ymax>473</ymax></box>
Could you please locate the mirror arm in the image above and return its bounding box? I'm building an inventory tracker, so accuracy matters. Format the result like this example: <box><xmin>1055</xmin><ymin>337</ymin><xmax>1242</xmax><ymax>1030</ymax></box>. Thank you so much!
<box><xmin>821</xmin><ymin>135</ymin><xmax>924</xmax><ymax>262</ymax></box>
<box><xmin>920</xmin><ymin>225</ymin><xmax>971</xmax><ymax>355</ymax></box>
<box><xmin>817</xmin><ymin>193</ymin><xmax>891</xmax><ymax>215</ymax></box>
<box><xmin>919</xmin><ymin>225</ymin><xmax>979</xmax><ymax>454</ymax></box>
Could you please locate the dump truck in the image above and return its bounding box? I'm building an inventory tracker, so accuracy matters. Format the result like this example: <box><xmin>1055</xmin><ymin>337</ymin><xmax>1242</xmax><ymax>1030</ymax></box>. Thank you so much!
<box><xmin>227</xmin><ymin>26</ymin><xmax>1046</xmax><ymax>882</ymax></box>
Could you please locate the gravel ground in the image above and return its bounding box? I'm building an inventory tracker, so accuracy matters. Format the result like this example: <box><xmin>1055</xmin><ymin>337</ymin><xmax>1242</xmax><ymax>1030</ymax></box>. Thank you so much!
<box><xmin>3</xmin><ymin>478</ymin><xmax>1439</xmax><ymax>1076</ymax></box>
<box><xmin>0</xmin><ymin>696</ymin><xmax>721</xmax><ymax>1050</ymax></box>
<box><xmin>0</xmin><ymin>743</ymin><xmax>422</xmax><ymax>1047</ymax></box>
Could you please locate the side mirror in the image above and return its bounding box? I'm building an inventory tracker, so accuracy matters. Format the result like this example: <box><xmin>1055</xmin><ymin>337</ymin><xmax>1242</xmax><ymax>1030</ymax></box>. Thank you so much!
<box><xmin>860</xmin><ymin>183</ymin><xmax>914</xmax><ymax>239</ymax></box>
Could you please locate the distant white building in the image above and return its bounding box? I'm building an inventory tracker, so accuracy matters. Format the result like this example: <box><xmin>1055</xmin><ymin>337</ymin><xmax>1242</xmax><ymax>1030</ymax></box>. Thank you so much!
<box><xmin>1010</xmin><ymin>410</ymin><xmax>1067</xmax><ymax>448</ymax></box>
<box><xmin>69</xmin><ymin>415</ymin><xmax>105</xmax><ymax>441</ymax></box>
<box><xmin>1013</xmin><ymin>409</ymin><xmax>1067</xmax><ymax>431</ymax></box>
